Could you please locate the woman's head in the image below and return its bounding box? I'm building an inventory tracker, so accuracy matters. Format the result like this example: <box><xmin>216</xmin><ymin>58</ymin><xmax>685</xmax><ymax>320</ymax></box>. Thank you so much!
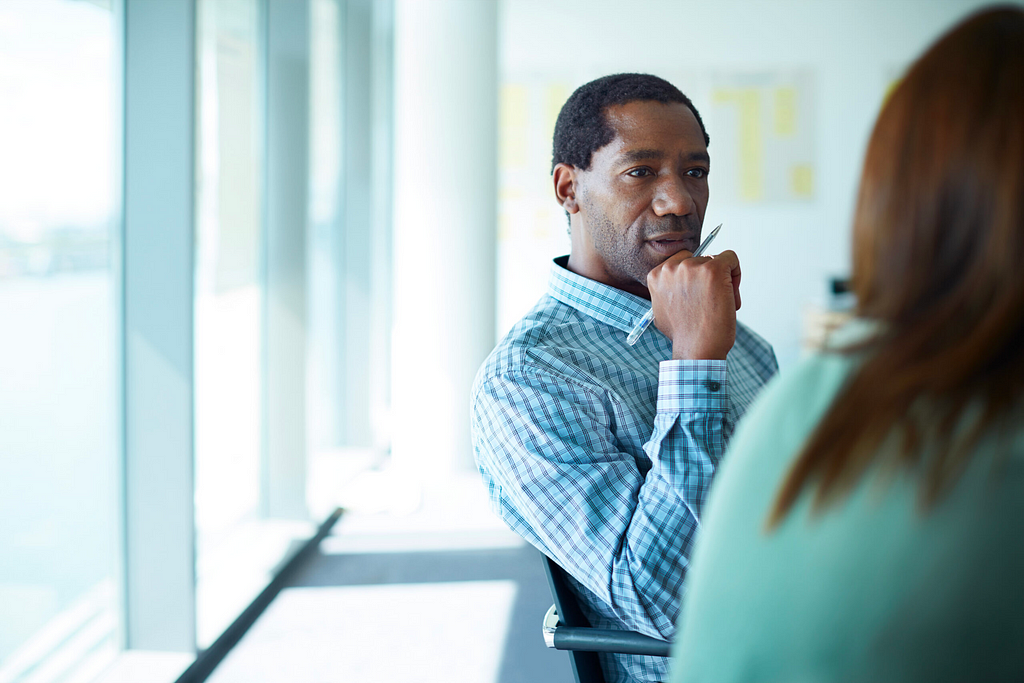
<box><xmin>769</xmin><ymin>7</ymin><xmax>1024</xmax><ymax>528</ymax></box>
<box><xmin>853</xmin><ymin>6</ymin><xmax>1024</xmax><ymax>332</ymax></box>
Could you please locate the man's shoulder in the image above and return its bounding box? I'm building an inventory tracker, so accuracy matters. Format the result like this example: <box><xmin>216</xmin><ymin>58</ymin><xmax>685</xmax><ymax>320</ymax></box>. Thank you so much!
<box><xmin>476</xmin><ymin>295</ymin><xmax>576</xmax><ymax>379</ymax></box>
<box><xmin>473</xmin><ymin>292</ymin><xmax>618</xmax><ymax>398</ymax></box>
<box><xmin>734</xmin><ymin>321</ymin><xmax>772</xmax><ymax>352</ymax></box>
<box><xmin>732</xmin><ymin>321</ymin><xmax>779</xmax><ymax>380</ymax></box>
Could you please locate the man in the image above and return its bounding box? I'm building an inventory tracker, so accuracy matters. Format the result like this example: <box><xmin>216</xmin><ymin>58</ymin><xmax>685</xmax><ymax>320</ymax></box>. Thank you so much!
<box><xmin>471</xmin><ymin>73</ymin><xmax>777</xmax><ymax>682</ymax></box>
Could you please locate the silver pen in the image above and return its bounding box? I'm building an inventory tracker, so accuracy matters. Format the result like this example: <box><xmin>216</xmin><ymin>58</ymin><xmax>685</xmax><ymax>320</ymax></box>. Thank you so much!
<box><xmin>625</xmin><ymin>223</ymin><xmax>723</xmax><ymax>346</ymax></box>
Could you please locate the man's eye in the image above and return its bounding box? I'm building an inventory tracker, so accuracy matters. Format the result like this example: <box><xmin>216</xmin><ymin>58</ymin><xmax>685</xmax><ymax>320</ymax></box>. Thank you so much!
<box><xmin>687</xmin><ymin>168</ymin><xmax>708</xmax><ymax>179</ymax></box>
<box><xmin>627</xmin><ymin>168</ymin><xmax>653</xmax><ymax>178</ymax></box>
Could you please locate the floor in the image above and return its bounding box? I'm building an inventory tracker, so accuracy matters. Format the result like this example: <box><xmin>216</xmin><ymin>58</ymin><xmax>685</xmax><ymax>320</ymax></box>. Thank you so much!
<box><xmin>205</xmin><ymin>471</ymin><xmax>573</xmax><ymax>683</ymax></box>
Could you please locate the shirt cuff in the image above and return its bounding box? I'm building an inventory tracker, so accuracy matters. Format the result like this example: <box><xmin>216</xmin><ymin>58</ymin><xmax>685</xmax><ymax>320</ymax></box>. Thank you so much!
<box><xmin>657</xmin><ymin>360</ymin><xmax>728</xmax><ymax>413</ymax></box>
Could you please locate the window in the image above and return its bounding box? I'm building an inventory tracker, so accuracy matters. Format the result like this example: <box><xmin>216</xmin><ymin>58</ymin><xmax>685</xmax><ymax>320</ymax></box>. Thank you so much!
<box><xmin>0</xmin><ymin>0</ymin><xmax>121</xmax><ymax>678</ymax></box>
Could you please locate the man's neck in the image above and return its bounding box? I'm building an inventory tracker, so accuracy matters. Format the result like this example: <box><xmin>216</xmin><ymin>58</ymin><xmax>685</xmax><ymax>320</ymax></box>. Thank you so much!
<box><xmin>563</xmin><ymin>253</ymin><xmax>651</xmax><ymax>300</ymax></box>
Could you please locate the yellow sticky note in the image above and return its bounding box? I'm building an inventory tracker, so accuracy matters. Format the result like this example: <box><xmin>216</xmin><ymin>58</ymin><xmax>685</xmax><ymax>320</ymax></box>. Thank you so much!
<box><xmin>498</xmin><ymin>209</ymin><xmax>512</xmax><ymax>242</ymax></box>
<box><xmin>500</xmin><ymin>84</ymin><xmax>529</xmax><ymax>169</ymax></box>
<box><xmin>533</xmin><ymin>207</ymin><xmax>553</xmax><ymax>240</ymax></box>
<box><xmin>774</xmin><ymin>87</ymin><xmax>797</xmax><ymax>137</ymax></box>
<box><xmin>791</xmin><ymin>164</ymin><xmax>813</xmax><ymax>198</ymax></box>
<box><xmin>738</xmin><ymin>89</ymin><xmax>763</xmax><ymax>202</ymax></box>
<box><xmin>712</xmin><ymin>88</ymin><xmax>736</xmax><ymax>104</ymax></box>
<box><xmin>545</xmin><ymin>83</ymin><xmax>571</xmax><ymax>140</ymax></box>
<box><xmin>884</xmin><ymin>78</ymin><xmax>901</xmax><ymax>105</ymax></box>
<box><xmin>498</xmin><ymin>189</ymin><xmax>523</xmax><ymax>241</ymax></box>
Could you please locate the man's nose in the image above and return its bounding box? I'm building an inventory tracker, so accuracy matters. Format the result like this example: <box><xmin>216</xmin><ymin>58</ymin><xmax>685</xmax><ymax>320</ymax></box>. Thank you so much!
<box><xmin>652</xmin><ymin>174</ymin><xmax>696</xmax><ymax>217</ymax></box>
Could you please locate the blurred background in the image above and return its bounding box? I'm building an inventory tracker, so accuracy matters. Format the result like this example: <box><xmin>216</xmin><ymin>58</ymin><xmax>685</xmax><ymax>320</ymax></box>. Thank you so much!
<box><xmin>0</xmin><ymin>0</ymin><xmax>1014</xmax><ymax>682</ymax></box>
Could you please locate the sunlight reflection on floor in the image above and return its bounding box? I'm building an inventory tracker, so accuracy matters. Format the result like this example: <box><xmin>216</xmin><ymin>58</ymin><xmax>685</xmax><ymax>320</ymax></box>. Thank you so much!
<box><xmin>207</xmin><ymin>581</ymin><xmax>518</xmax><ymax>683</ymax></box>
<box><xmin>321</xmin><ymin>470</ymin><xmax>526</xmax><ymax>554</ymax></box>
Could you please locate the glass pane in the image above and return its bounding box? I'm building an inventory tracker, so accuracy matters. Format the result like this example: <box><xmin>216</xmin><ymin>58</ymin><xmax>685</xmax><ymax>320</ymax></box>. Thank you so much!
<box><xmin>0</xmin><ymin>0</ymin><xmax>121</xmax><ymax>679</ymax></box>
<box><xmin>306</xmin><ymin>0</ymin><xmax>370</xmax><ymax>516</ymax></box>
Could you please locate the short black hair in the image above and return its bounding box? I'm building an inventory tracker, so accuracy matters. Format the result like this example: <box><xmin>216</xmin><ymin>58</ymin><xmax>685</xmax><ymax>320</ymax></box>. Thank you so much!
<box><xmin>551</xmin><ymin>73</ymin><xmax>709</xmax><ymax>173</ymax></box>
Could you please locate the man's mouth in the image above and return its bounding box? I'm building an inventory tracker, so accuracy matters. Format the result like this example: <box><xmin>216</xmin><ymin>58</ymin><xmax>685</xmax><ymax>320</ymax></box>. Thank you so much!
<box><xmin>646</xmin><ymin>236</ymin><xmax>695</xmax><ymax>255</ymax></box>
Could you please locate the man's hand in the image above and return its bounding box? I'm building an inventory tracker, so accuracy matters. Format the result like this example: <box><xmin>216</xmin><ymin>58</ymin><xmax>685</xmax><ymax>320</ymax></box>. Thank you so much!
<box><xmin>646</xmin><ymin>249</ymin><xmax>742</xmax><ymax>360</ymax></box>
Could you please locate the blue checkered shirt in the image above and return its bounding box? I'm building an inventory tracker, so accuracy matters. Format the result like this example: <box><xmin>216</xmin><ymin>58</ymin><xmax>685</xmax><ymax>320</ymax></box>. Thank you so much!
<box><xmin>471</xmin><ymin>257</ymin><xmax>777</xmax><ymax>682</ymax></box>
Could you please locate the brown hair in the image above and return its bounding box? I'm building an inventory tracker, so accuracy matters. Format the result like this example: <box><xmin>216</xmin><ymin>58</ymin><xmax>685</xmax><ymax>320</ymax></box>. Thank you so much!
<box><xmin>768</xmin><ymin>6</ymin><xmax>1024</xmax><ymax>528</ymax></box>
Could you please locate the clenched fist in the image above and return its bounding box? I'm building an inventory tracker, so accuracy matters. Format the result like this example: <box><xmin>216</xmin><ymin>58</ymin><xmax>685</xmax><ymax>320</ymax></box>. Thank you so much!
<box><xmin>646</xmin><ymin>249</ymin><xmax>742</xmax><ymax>360</ymax></box>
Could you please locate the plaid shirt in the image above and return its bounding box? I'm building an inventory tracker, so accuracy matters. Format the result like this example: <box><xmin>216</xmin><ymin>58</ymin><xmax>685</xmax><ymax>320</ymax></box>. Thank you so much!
<box><xmin>471</xmin><ymin>257</ymin><xmax>777</xmax><ymax>683</ymax></box>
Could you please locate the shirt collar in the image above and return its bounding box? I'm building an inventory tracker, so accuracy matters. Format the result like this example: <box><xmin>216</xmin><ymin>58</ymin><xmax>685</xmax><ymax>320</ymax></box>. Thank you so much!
<box><xmin>547</xmin><ymin>256</ymin><xmax>651</xmax><ymax>334</ymax></box>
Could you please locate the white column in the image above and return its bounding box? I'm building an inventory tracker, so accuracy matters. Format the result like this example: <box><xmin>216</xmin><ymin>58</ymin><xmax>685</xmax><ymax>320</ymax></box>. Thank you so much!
<box><xmin>391</xmin><ymin>0</ymin><xmax>498</xmax><ymax>482</ymax></box>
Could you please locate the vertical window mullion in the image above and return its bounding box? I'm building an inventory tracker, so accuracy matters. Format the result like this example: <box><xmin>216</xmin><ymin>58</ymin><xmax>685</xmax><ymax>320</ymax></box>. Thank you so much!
<box><xmin>122</xmin><ymin>0</ymin><xmax>198</xmax><ymax>652</ymax></box>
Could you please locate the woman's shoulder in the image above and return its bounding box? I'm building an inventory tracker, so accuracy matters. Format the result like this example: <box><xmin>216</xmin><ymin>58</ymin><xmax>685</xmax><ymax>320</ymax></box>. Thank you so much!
<box><xmin>702</xmin><ymin>320</ymin><xmax>877</xmax><ymax>521</ymax></box>
<box><xmin>738</xmin><ymin>319</ymin><xmax>875</xmax><ymax>443</ymax></box>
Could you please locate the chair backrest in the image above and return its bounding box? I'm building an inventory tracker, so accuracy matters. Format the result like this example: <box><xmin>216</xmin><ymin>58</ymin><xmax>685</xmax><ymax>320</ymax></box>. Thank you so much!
<box><xmin>542</xmin><ymin>553</ymin><xmax>607</xmax><ymax>683</ymax></box>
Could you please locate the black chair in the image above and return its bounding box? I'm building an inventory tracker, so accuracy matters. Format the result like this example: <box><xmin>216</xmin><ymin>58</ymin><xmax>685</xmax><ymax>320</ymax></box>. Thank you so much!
<box><xmin>541</xmin><ymin>553</ymin><xmax>671</xmax><ymax>683</ymax></box>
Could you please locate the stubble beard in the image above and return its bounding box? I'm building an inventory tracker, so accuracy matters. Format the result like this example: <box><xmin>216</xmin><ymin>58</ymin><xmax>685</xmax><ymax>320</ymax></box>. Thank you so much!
<box><xmin>588</xmin><ymin>211</ymin><xmax>702</xmax><ymax>289</ymax></box>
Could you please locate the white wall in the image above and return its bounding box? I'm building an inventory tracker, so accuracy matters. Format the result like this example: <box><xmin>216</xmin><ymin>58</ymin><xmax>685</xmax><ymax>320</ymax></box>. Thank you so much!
<box><xmin>497</xmin><ymin>0</ymin><xmax>1015</xmax><ymax>370</ymax></box>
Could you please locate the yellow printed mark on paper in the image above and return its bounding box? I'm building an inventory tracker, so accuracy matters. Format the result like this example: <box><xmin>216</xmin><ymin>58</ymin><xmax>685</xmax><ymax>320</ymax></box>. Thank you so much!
<box><xmin>498</xmin><ymin>209</ymin><xmax>513</xmax><ymax>242</ymax></box>
<box><xmin>883</xmin><ymin>77</ymin><xmax>901</xmax><ymax>105</ymax></box>
<box><xmin>533</xmin><ymin>207</ymin><xmax>555</xmax><ymax>240</ymax></box>
<box><xmin>774</xmin><ymin>87</ymin><xmax>797</xmax><ymax>137</ymax></box>
<box><xmin>713</xmin><ymin>87</ymin><xmax>764</xmax><ymax>202</ymax></box>
<box><xmin>791</xmin><ymin>164</ymin><xmax>813</xmax><ymax>198</ymax></box>
<box><xmin>737</xmin><ymin>89</ymin><xmax>763</xmax><ymax>202</ymax></box>
<box><xmin>500</xmin><ymin>84</ymin><xmax>529</xmax><ymax>169</ymax></box>
<box><xmin>545</xmin><ymin>83</ymin><xmax>571</xmax><ymax>141</ymax></box>
<box><xmin>712</xmin><ymin>88</ymin><xmax>735</xmax><ymax>104</ymax></box>
<box><xmin>497</xmin><ymin>188</ymin><xmax>523</xmax><ymax>242</ymax></box>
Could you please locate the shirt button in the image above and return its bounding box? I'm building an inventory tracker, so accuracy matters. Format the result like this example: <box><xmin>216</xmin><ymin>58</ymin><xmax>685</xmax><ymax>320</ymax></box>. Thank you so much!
<box><xmin>707</xmin><ymin>380</ymin><xmax>721</xmax><ymax>392</ymax></box>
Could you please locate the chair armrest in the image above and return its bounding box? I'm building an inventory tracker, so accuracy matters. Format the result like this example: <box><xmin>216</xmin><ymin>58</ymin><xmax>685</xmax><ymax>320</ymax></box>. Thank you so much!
<box><xmin>542</xmin><ymin>604</ymin><xmax>672</xmax><ymax>657</ymax></box>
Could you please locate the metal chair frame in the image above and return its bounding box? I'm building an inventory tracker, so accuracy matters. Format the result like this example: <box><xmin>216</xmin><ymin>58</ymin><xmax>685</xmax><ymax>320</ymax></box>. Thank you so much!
<box><xmin>541</xmin><ymin>554</ymin><xmax>671</xmax><ymax>683</ymax></box>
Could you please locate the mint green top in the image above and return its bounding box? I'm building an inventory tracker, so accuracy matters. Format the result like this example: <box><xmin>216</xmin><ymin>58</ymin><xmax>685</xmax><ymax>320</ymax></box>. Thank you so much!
<box><xmin>670</xmin><ymin>322</ymin><xmax>1024</xmax><ymax>683</ymax></box>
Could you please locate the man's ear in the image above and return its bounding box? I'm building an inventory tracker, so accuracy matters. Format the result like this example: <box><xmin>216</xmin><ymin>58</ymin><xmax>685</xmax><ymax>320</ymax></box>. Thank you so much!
<box><xmin>553</xmin><ymin>163</ymin><xmax>580</xmax><ymax>214</ymax></box>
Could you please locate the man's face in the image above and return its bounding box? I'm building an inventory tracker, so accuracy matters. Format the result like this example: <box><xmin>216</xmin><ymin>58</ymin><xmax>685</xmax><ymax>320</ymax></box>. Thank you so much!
<box><xmin>567</xmin><ymin>100</ymin><xmax>709</xmax><ymax>298</ymax></box>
